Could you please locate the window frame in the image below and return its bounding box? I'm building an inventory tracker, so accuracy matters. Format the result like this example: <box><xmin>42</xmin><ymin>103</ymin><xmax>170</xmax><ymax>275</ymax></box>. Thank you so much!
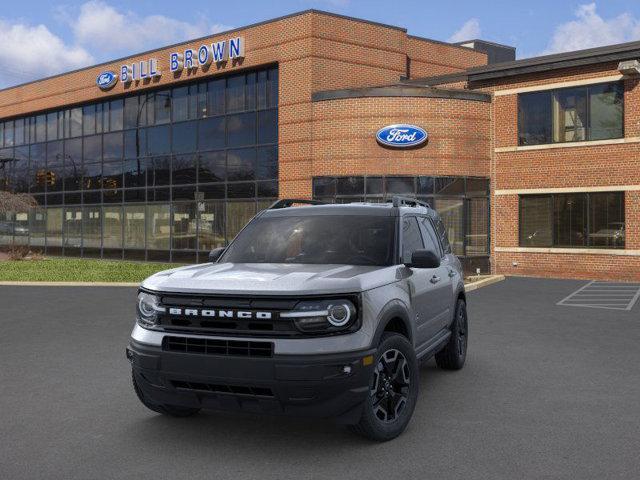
<box><xmin>517</xmin><ymin>81</ymin><xmax>624</xmax><ymax>146</ymax></box>
<box><xmin>518</xmin><ymin>192</ymin><xmax>625</xmax><ymax>249</ymax></box>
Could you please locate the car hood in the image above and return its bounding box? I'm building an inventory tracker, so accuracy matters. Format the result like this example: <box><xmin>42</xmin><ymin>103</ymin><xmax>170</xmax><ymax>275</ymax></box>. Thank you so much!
<box><xmin>141</xmin><ymin>262</ymin><xmax>399</xmax><ymax>295</ymax></box>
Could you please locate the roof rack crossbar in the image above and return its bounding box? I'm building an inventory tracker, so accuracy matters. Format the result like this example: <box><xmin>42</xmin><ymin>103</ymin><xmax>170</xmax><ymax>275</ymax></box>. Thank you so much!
<box><xmin>390</xmin><ymin>196</ymin><xmax>431</xmax><ymax>209</ymax></box>
<box><xmin>269</xmin><ymin>198</ymin><xmax>326</xmax><ymax>209</ymax></box>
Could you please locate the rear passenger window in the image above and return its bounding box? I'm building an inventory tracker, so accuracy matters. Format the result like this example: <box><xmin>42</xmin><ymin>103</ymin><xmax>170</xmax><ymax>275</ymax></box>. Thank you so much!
<box><xmin>434</xmin><ymin>217</ymin><xmax>452</xmax><ymax>254</ymax></box>
<box><xmin>402</xmin><ymin>217</ymin><xmax>424</xmax><ymax>263</ymax></box>
<box><xmin>419</xmin><ymin>217</ymin><xmax>442</xmax><ymax>257</ymax></box>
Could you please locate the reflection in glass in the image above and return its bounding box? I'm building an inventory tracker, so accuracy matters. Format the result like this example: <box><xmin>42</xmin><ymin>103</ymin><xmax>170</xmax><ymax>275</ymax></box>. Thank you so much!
<box><xmin>124</xmin><ymin>205</ymin><xmax>145</xmax><ymax>249</ymax></box>
<box><xmin>172</xmin><ymin>202</ymin><xmax>197</xmax><ymax>250</ymax></box>
<box><xmin>147</xmin><ymin>204</ymin><xmax>170</xmax><ymax>250</ymax></box>
<box><xmin>103</xmin><ymin>206</ymin><xmax>123</xmax><ymax>248</ymax></box>
<box><xmin>198</xmin><ymin>201</ymin><xmax>225</xmax><ymax>251</ymax></box>
<box><xmin>83</xmin><ymin>206</ymin><xmax>102</xmax><ymax>249</ymax></box>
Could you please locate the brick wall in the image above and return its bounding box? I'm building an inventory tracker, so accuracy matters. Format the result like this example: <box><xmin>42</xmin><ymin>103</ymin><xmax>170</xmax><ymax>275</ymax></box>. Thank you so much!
<box><xmin>481</xmin><ymin>63</ymin><xmax>640</xmax><ymax>281</ymax></box>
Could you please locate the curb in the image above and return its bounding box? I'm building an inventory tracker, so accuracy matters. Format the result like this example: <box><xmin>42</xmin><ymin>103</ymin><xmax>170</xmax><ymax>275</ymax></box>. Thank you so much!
<box><xmin>464</xmin><ymin>275</ymin><xmax>505</xmax><ymax>292</ymax></box>
<box><xmin>0</xmin><ymin>281</ymin><xmax>140</xmax><ymax>287</ymax></box>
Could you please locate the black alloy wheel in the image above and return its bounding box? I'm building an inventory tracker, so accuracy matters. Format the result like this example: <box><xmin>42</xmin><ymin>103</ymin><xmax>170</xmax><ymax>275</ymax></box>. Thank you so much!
<box><xmin>371</xmin><ymin>349</ymin><xmax>411</xmax><ymax>423</ymax></box>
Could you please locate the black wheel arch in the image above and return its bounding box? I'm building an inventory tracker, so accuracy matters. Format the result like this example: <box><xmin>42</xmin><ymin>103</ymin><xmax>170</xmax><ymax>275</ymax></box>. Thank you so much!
<box><xmin>371</xmin><ymin>300</ymin><xmax>414</xmax><ymax>347</ymax></box>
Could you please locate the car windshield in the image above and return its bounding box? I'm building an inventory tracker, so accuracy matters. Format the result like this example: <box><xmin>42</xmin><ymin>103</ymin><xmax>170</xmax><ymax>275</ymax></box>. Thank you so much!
<box><xmin>221</xmin><ymin>215</ymin><xmax>396</xmax><ymax>266</ymax></box>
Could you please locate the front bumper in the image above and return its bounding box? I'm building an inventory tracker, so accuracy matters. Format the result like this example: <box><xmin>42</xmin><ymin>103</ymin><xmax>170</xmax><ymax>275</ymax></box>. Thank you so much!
<box><xmin>128</xmin><ymin>339</ymin><xmax>376</xmax><ymax>423</ymax></box>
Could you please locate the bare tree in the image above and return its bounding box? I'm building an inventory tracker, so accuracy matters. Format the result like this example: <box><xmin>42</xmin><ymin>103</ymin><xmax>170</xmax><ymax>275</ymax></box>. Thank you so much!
<box><xmin>0</xmin><ymin>191</ymin><xmax>37</xmax><ymax>214</ymax></box>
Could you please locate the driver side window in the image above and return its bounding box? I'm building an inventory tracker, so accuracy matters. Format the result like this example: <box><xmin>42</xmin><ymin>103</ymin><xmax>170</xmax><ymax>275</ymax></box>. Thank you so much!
<box><xmin>401</xmin><ymin>217</ymin><xmax>424</xmax><ymax>264</ymax></box>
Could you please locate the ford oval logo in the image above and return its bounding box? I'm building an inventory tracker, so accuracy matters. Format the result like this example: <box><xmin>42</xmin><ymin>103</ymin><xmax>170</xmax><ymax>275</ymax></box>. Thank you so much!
<box><xmin>96</xmin><ymin>71</ymin><xmax>118</xmax><ymax>90</ymax></box>
<box><xmin>376</xmin><ymin>124</ymin><xmax>428</xmax><ymax>148</ymax></box>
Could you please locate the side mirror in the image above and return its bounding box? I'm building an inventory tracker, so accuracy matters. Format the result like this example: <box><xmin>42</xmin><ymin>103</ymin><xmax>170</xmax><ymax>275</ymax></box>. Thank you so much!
<box><xmin>208</xmin><ymin>247</ymin><xmax>226</xmax><ymax>263</ymax></box>
<box><xmin>406</xmin><ymin>249</ymin><xmax>440</xmax><ymax>269</ymax></box>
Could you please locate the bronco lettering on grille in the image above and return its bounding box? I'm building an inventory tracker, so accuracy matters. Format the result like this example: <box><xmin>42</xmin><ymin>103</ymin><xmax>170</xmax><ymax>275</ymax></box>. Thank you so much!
<box><xmin>168</xmin><ymin>308</ymin><xmax>273</xmax><ymax>320</ymax></box>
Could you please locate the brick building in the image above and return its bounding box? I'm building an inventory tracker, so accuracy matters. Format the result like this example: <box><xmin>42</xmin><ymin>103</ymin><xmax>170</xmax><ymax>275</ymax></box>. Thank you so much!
<box><xmin>0</xmin><ymin>10</ymin><xmax>637</xmax><ymax>280</ymax></box>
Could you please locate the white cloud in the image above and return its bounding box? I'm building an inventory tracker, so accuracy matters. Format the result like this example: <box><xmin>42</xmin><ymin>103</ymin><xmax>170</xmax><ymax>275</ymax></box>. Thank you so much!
<box><xmin>0</xmin><ymin>20</ymin><xmax>93</xmax><ymax>88</ymax></box>
<box><xmin>71</xmin><ymin>1</ymin><xmax>232</xmax><ymax>55</ymax></box>
<box><xmin>448</xmin><ymin>18</ymin><xmax>481</xmax><ymax>43</ymax></box>
<box><xmin>542</xmin><ymin>3</ymin><xmax>640</xmax><ymax>54</ymax></box>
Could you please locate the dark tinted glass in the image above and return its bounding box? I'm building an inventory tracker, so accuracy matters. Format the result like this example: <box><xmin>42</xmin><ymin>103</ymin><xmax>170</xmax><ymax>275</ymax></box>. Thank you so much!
<box><xmin>150</xmin><ymin>156</ymin><xmax>171</xmax><ymax>186</ymax></box>
<box><xmin>198</xmin><ymin>151</ymin><xmax>226</xmax><ymax>183</ymax></box>
<box><xmin>227</xmin><ymin>182</ymin><xmax>255</xmax><ymax>198</ymax></box>
<box><xmin>401</xmin><ymin>217</ymin><xmax>424</xmax><ymax>264</ymax></box>
<box><xmin>102</xmin><ymin>160</ymin><xmax>122</xmax><ymax>190</ymax></box>
<box><xmin>198</xmin><ymin>116</ymin><xmax>225</xmax><ymax>150</ymax></box>
<box><xmin>336</xmin><ymin>177</ymin><xmax>364</xmax><ymax>195</ymax></box>
<box><xmin>554</xmin><ymin>193</ymin><xmax>587</xmax><ymax>247</ymax></box>
<box><xmin>257</xmin><ymin>109</ymin><xmax>277</xmax><ymax>144</ymax></box>
<box><xmin>519</xmin><ymin>195</ymin><xmax>553</xmax><ymax>247</ymax></box>
<box><xmin>417</xmin><ymin>176</ymin><xmax>434</xmax><ymax>195</ymax></box>
<box><xmin>110</xmin><ymin>100</ymin><xmax>123</xmax><ymax>131</ymax></box>
<box><xmin>588</xmin><ymin>192</ymin><xmax>624</xmax><ymax>248</ymax></box>
<box><xmin>147</xmin><ymin>125</ymin><xmax>170</xmax><ymax>155</ymax></box>
<box><xmin>256</xmin><ymin>146</ymin><xmax>277</xmax><ymax>180</ymax></box>
<box><xmin>518</xmin><ymin>91</ymin><xmax>552</xmax><ymax>145</ymax></box>
<box><xmin>227</xmin><ymin>112</ymin><xmax>256</xmax><ymax>147</ymax></box>
<box><xmin>366</xmin><ymin>177</ymin><xmax>383</xmax><ymax>195</ymax></box>
<box><xmin>226</xmin><ymin>75</ymin><xmax>245</xmax><ymax>113</ymax></box>
<box><xmin>387</xmin><ymin>177</ymin><xmax>414</xmax><ymax>195</ymax></box>
<box><xmin>123</xmin><ymin>159</ymin><xmax>146</xmax><ymax>188</ymax></box>
<box><xmin>227</xmin><ymin>148</ymin><xmax>255</xmax><ymax>181</ymax></box>
<box><xmin>207</xmin><ymin>79</ymin><xmax>225</xmax><ymax>116</ymax></box>
<box><xmin>589</xmin><ymin>83</ymin><xmax>623</xmax><ymax>140</ymax></box>
<box><xmin>172</xmin><ymin>154</ymin><xmax>197</xmax><ymax>185</ymax></box>
<box><xmin>435</xmin><ymin>177</ymin><xmax>464</xmax><ymax>195</ymax></box>
<box><xmin>83</xmin><ymin>135</ymin><xmax>102</xmax><ymax>163</ymax></box>
<box><xmin>172</xmin><ymin>120</ymin><xmax>197</xmax><ymax>153</ymax></box>
<box><xmin>222</xmin><ymin>215</ymin><xmax>396</xmax><ymax>266</ymax></box>
<box><xmin>123</xmin><ymin>96</ymin><xmax>139</xmax><ymax>129</ymax></box>
<box><xmin>313</xmin><ymin>177</ymin><xmax>336</xmax><ymax>197</ymax></box>
<box><xmin>103</xmin><ymin>132</ymin><xmax>123</xmax><ymax>160</ymax></box>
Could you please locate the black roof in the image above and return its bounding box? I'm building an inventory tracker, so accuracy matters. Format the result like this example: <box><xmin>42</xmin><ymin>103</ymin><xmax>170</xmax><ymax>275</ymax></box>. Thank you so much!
<box><xmin>466</xmin><ymin>39</ymin><xmax>640</xmax><ymax>81</ymax></box>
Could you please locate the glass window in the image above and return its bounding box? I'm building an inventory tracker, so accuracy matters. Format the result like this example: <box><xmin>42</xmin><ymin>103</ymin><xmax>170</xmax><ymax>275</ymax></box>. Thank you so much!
<box><xmin>589</xmin><ymin>83</ymin><xmax>623</xmax><ymax>141</ymax></box>
<box><xmin>83</xmin><ymin>161</ymin><xmax>101</xmax><ymax>191</ymax></box>
<box><xmin>418</xmin><ymin>217</ymin><xmax>441</xmax><ymax>256</ymax></box>
<box><xmin>124</xmin><ymin>205</ymin><xmax>145</xmax><ymax>249</ymax></box>
<box><xmin>519</xmin><ymin>82</ymin><xmax>623</xmax><ymax>145</ymax></box>
<box><xmin>124</xmin><ymin>128</ymin><xmax>146</xmax><ymax>158</ymax></box>
<box><xmin>435</xmin><ymin>177</ymin><xmax>464</xmax><ymax>196</ymax></box>
<box><xmin>256</xmin><ymin>146</ymin><xmax>277</xmax><ymax>180</ymax></box>
<box><xmin>35</xmin><ymin>115</ymin><xmax>47</xmax><ymax>143</ymax></box>
<box><xmin>103</xmin><ymin>132</ymin><xmax>123</xmax><ymax>160</ymax></box>
<box><xmin>147</xmin><ymin>204</ymin><xmax>170</xmax><ymax>250</ymax></box>
<box><xmin>4</xmin><ymin>121</ymin><xmax>14</xmax><ymax>146</ymax></box>
<box><xmin>46</xmin><ymin>207</ymin><xmax>63</xmax><ymax>247</ymax></box>
<box><xmin>83</xmin><ymin>105</ymin><xmax>96</xmax><ymax>135</ymax></box>
<box><xmin>102</xmin><ymin>160</ymin><xmax>122</xmax><ymax>190</ymax></box>
<box><xmin>257</xmin><ymin>70</ymin><xmax>268</xmax><ymax>110</ymax></box>
<box><xmin>313</xmin><ymin>177</ymin><xmax>336</xmax><ymax>197</ymax></box>
<box><xmin>109</xmin><ymin>100</ymin><xmax>124</xmax><ymax>131</ymax></box>
<box><xmin>172</xmin><ymin>86</ymin><xmax>189</xmax><ymax>122</ymax></box>
<box><xmin>123</xmin><ymin>158</ymin><xmax>146</xmax><ymax>188</ymax></box>
<box><xmin>124</xmin><ymin>96</ymin><xmax>139</xmax><ymax>129</ymax></box>
<box><xmin>198</xmin><ymin>201</ymin><xmax>225</xmax><ymax>251</ymax></box>
<box><xmin>387</xmin><ymin>177</ymin><xmax>414</xmax><ymax>195</ymax></box>
<box><xmin>246</xmin><ymin>72</ymin><xmax>256</xmax><ymax>110</ymax></box>
<box><xmin>154</xmin><ymin>91</ymin><xmax>171</xmax><ymax>124</ymax></box>
<box><xmin>47</xmin><ymin>113</ymin><xmax>58</xmax><ymax>141</ymax></box>
<box><xmin>198</xmin><ymin>151</ymin><xmax>225</xmax><ymax>183</ymax></box>
<box><xmin>466</xmin><ymin>178</ymin><xmax>489</xmax><ymax>196</ymax></box>
<box><xmin>268</xmin><ymin>68</ymin><xmax>278</xmax><ymax>108</ymax></box>
<box><xmin>0</xmin><ymin>212</ymin><xmax>14</xmax><ymax>246</ymax></box>
<box><xmin>434</xmin><ymin>199</ymin><xmax>464</xmax><ymax>255</ymax></box>
<box><xmin>147</xmin><ymin>125</ymin><xmax>171</xmax><ymax>155</ymax></box>
<box><xmin>519</xmin><ymin>195</ymin><xmax>555</xmax><ymax>247</ymax></box>
<box><xmin>417</xmin><ymin>176</ymin><xmax>434</xmax><ymax>195</ymax></box>
<box><xmin>257</xmin><ymin>109</ymin><xmax>277</xmax><ymax>144</ymax></box>
<box><xmin>207</xmin><ymin>79</ymin><xmax>225</xmax><ymax>116</ymax></box>
<box><xmin>82</xmin><ymin>206</ymin><xmax>101</xmax><ymax>249</ymax></box>
<box><xmin>96</xmin><ymin>103</ymin><xmax>105</xmax><ymax>133</ymax></box>
<box><xmin>196</xmin><ymin>83</ymin><xmax>207</xmax><ymax>119</ymax></box>
<box><xmin>63</xmin><ymin>207</ymin><xmax>82</xmax><ymax>248</ymax></box>
<box><xmin>401</xmin><ymin>217</ymin><xmax>424</xmax><ymax>264</ymax></box>
<box><xmin>366</xmin><ymin>177</ymin><xmax>383</xmax><ymax>196</ymax></box>
<box><xmin>257</xmin><ymin>180</ymin><xmax>278</xmax><ymax>198</ymax></box>
<box><xmin>198</xmin><ymin>116</ymin><xmax>225</xmax><ymax>150</ymax></box>
<box><xmin>14</xmin><ymin>118</ymin><xmax>25</xmax><ymax>146</ymax></box>
<box><xmin>226</xmin><ymin>201</ymin><xmax>256</xmax><ymax>240</ymax></box>
<box><xmin>553</xmin><ymin>87</ymin><xmax>588</xmax><ymax>143</ymax></box>
<box><xmin>150</xmin><ymin>156</ymin><xmax>171</xmax><ymax>186</ymax></box>
<box><xmin>227</xmin><ymin>182</ymin><xmax>255</xmax><ymax>198</ymax></box>
<box><xmin>13</xmin><ymin>146</ymin><xmax>29</xmax><ymax>193</ymax></box>
<box><xmin>172</xmin><ymin>154</ymin><xmax>197</xmax><ymax>185</ymax></box>
<box><xmin>83</xmin><ymin>135</ymin><xmax>102</xmax><ymax>163</ymax></box>
<box><xmin>227</xmin><ymin>148</ymin><xmax>255</xmax><ymax>181</ymax></box>
<box><xmin>172</xmin><ymin>202</ymin><xmax>197</xmax><ymax>250</ymax></box>
<box><xmin>172</xmin><ymin>120</ymin><xmax>197</xmax><ymax>153</ymax></box>
<box><xmin>29</xmin><ymin>208</ymin><xmax>46</xmax><ymax>247</ymax></box>
<box><xmin>554</xmin><ymin>193</ymin><xmax>587</xmax><ymax>247</ymax></box>
<box><xmin>69</xmin><ymin>108</ymin><xmax>83</xmax><ymax>138</ymax></box>
<box><xmin>227</xmin><ymin>112</ymin><xmax>256</xmax><ymax>147</ymax></box>
<box><xmin>103</xmin><ymin>206</ymin><xmax>123</xmax><ymax>249</ymax></box>
<box><xmin>336</xmin><ymin>177</ymin><xmax>364</xmax><ymax>196</ymax></box>
<box><xmin>588</xmin><ymin>192</ymin><xmax>625</xmax><ymax>248</ymax></box>
<box><xmin>227</xmin><ymin>75</ymin><xmax>245</xmax><ymax>113</ymax></box>
<box><xmin>466</xmin><ymin>197</ymin><xmax>488</xmax><ymax>256</ymax></box>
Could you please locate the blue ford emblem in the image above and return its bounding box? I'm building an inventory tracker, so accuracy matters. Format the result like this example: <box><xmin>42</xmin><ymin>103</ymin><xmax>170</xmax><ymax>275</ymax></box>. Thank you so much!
<box><xmin>376</xmin><ymin>124</ymin><xmax>428</xmax><ymax>148</ymax></box>
<box><xmin>96</xmin><ymin>71</ymin><xmax>118</xmax><ymax>90</ymax></box>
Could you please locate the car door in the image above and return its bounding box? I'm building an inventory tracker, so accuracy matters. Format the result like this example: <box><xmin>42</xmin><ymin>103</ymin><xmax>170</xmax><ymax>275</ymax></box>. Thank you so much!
<box><xmin>419</xmin><ymin>216</ymin><xmax>455</xmax><ymax>331</ymax></box>
<box><xmin>400</xmin><ymin>216</ymin><xmax>442</xmax><ymax>348</ymax></box>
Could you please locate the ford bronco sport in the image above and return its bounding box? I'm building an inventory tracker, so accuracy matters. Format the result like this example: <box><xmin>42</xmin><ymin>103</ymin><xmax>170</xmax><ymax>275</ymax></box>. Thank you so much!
<box><xmin>127</xmin><ymin>197</ymin><xmax>468</xmax><ymax>441</ymax></box>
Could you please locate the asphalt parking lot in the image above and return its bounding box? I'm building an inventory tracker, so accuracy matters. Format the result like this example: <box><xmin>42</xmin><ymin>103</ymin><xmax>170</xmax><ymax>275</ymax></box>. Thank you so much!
<box><xmin>1</xmin><ymin>277</ymin><xmax>639</xmax><ymax>480</ymax></box>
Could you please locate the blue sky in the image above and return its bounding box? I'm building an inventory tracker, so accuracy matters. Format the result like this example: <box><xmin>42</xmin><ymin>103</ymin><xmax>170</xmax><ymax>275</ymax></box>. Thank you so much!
<box><xmin>2</xmin><ymin>1</ymin><xmax>640</xmax><ymax>88</ymax></box>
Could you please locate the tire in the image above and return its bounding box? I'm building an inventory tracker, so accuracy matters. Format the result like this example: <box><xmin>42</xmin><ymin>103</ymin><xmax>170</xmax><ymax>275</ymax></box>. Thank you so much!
<box><xmin>435</xmin><ymin>298</ymin><xmax>468</xmax><ymax>370</ymax></box>
<box><xmin>131</xmin><ymin>370</ymin><xmax>200</xmax><ymax>417</ymax></box>
<box><xmin>350</xmin><ymin>333</ymin><xmax>419</xmax><ymax>441</ymax></box>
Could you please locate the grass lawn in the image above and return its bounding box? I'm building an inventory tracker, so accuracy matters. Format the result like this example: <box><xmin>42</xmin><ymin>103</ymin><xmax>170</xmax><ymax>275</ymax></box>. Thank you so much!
<box><xmin>0</xmin><ymin>258</ymin><xmax>182</xmax><ymax>283</ymax></box>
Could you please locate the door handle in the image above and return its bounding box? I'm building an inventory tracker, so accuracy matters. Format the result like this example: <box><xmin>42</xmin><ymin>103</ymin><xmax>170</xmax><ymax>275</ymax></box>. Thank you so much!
<box><xmin>430</xmin><ymin>275</ymin><xmax>441</xmax><ymax>284</ymax></box>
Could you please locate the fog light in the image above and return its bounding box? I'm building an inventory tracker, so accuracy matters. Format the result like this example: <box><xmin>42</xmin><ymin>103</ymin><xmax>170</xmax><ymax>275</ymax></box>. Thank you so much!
<box><xmin>342</xmin><ymin>365</ymin><xmax>352</xmax><ymax>375</ymax></box>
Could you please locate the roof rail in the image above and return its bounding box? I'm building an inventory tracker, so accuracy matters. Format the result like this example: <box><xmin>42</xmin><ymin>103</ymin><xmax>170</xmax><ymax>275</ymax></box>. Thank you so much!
<box><xmin>390</xmin><ymin>196</ymin><xmax>431</xmax><ymax>209</ymax></box>
<box><xmin>269</xmin><ymin>198</ymin><xmax>326</xmax><ymax>209</ymax></box>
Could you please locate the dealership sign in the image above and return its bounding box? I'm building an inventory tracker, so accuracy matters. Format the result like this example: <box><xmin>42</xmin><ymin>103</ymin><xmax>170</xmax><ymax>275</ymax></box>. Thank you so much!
<box><xmin>96</xmin><ymin>71</ymin><xmax>118</xmax><ymax>90</ymax></box>
<box><xmin>97</xmin><ymin>36</ymin><xmax>245</xmax><ymax>90</ymax></box>
<box><xmin>376</xmin><ymin>124</ymin><xmax>428</xmax><ymax>148</ymax></box>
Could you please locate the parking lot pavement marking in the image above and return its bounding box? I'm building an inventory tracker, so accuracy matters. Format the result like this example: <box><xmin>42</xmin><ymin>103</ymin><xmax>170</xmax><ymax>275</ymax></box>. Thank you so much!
<box><xmin>557</xmin><ymin>281</ymin><xmax>640</xmax><ymax>311</ymax></box>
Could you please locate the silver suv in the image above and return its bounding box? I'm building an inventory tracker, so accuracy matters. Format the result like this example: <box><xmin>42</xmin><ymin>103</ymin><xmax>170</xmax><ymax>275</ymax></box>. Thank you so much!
<box><xmin>127</xmin><ymin>197</ymin><xmax>467</xmax><ymax>441</ymax></box>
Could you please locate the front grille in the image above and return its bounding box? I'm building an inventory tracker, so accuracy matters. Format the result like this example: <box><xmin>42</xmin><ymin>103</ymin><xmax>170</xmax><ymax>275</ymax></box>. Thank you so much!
<box><xmin>163</xmin><ymin>336</ymin><xmax>273</xmax><ymax>357</ymax></box>
<box><xmin>171</xmin><ymin>380</ymin><xmax>274</xmax><ymax>398</ymax></box>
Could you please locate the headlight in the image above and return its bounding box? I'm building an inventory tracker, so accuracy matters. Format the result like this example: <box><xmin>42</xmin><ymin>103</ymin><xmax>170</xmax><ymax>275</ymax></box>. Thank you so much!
<box><xmin>136</xmin><ymin>292</ymin><xmax>164</xmax><ymax>327</ymax></box>
<box><xmin>282</xmin><ymin>299</ymin><xmax>357</xmax><ymax>334</ymax></box>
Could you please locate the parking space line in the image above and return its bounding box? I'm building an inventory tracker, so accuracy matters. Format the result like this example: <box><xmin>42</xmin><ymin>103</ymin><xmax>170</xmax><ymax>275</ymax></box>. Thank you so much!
<box><xmin>557</xmin><ymin>281</ymin><xmax>640</xmax><ymax>311</ymax></box>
